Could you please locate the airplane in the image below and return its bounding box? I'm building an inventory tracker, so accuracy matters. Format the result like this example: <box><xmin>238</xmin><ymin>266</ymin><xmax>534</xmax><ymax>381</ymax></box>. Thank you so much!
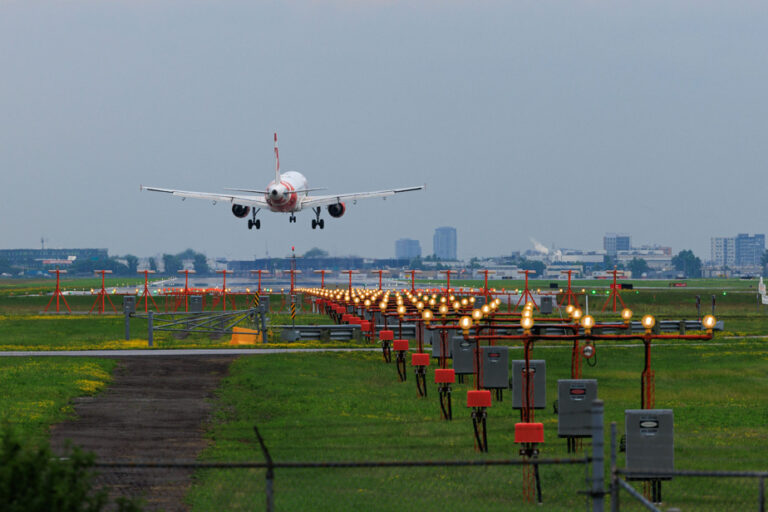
<box><xmin>141</xmin><ymin>133</ymin><xmax>425</xmax><ymax>230</ymax></box>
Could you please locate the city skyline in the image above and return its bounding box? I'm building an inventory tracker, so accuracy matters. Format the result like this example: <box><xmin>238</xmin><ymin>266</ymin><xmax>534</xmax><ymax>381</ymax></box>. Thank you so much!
<box><xmin>2</xmin><ymin>2</ymin><xmax>768</xmax><ymax>261</ymax></box>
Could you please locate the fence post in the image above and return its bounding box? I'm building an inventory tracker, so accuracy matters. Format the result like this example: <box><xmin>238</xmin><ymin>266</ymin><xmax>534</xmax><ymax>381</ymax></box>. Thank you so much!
<box><xmin>610</xmin><ymin>422</ymin><xmax>619</xmax><ymax>512</ymax></box>
<box><xmin>254</xmin><ymin>426</ymin><xmax>274</xmax><ymax>512</ymax></box>
<box><xmin>124</xmin><ymin>310</ymin><xmax>131</xmax><ymax>341</ymax></box>
<box><xmin>760</xmin><ymin>476</ymin><xmax>765</xmax><ymax>512</ymax></box>
<box><xmin>148</xmin><ymin>311</ymin><xmax>153</xmax><ymax>347</ymax></box>
<box><xmin>592</xmin><ymin>399</ymin><xmax>605</xmax><ymax>512</ymax></box>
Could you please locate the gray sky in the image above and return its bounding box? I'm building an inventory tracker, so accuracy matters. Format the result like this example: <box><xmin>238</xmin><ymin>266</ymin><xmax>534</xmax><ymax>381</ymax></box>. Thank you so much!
<box><xmin>2</xmin><ymin>0</ymin><xmax>767</xmax><ymax>261</ymax></box>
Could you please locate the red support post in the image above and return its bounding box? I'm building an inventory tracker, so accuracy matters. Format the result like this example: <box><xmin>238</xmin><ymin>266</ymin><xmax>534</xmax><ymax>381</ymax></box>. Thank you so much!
<box><xmin>404</xmin><ymin>270</ymin><xmax>422</xmax><ymax>293</ymax></box>
<box><xmin>217</xmin><ymin>270</ymin><xmax>234</xmax><ymax>311</ymax></box>
<box><xmin>601</xmin><ymin>266</ymin><xmax>627</xmax><ymax>313</ymax></box>
<box><xmin>249</xmin><ymin>270</ymin><xmax>269</xmax><ymax>294</ymax></box>
<box><xmin>558</xmin><ymin>270</ymin><xmax>580</xmax><ymax>308</ymax></box>
<box><xmin>439</xmin><ymin>270</ymin><xmax>457</xmax><ymax>293</ymax></box>
<box><xmin>371</xmin><ymin>270</ymin><xmax>390</xmax><ymax>291</ymax></box>
<box><xmin>137</xmin><ymin>270</ymin><xmax>159</xmax><ymax>313</ymax></box>
<box><xmin>44</xmin><ymin>269</ymin><xmax>72</xmax><ymax>313</ymax></box>
<box><xmin>89</xmin><ymin>270</ymin><xmax>117</xmax><ymax>314</ymax></box>
<box><xmin>313</xmin><ymin>270</ymin><xmax>331</xmax><ymax>289</ymax></box>
<box><xmin>515</xmin><ymin>270</ymin><xmax>538</xmax><ymax>310</ymax></box>
<box><xmin>177</xmin><ymin>270</ymin><xmax>196</xmax><ymax>312</ymax></box>
<box><xmin>341</xmin><ymin>270</ymin><xmax>359</xmax><ymax>293</ymax></box>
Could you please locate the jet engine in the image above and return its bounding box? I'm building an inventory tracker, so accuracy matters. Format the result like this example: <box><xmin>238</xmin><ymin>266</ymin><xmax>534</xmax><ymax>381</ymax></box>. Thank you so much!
<box><xmin>232</xmin><ymin>204</ymin><xmax>251</xmax><ymax>218</ymax></box>
<box><xmin>327</xmin><ymin>202</ymin><xmax>346</xmax><ymax>218</ymax></box>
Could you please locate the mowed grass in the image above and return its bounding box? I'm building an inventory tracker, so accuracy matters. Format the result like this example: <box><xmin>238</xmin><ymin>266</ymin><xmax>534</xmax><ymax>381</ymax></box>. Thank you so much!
<box><xmin>0</xmin><ymin>357</ymin><xmax>116</xmax><ymax>445</ymax></box>
<box><xmin>188</xmin><ymin>340</ymin><xmax>768</xmax><ymax>511</ymax></box>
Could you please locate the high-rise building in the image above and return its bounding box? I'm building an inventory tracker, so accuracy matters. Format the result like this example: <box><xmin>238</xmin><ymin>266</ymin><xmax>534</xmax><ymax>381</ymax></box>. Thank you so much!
<box><xmin>395</xmin><ymin>239</ymin><xmax>421</xmax><ymax>260</ymax></box>
<box><xmin>603</xmin><ymin>233</ymin><xmax>631</xmax><ymax>257</ymax></box>
<box><xmin>735</xmin><ymin>233</ymin><xmax>765</xmax><ymax>267</ymax></box>
<box><xmin>711</xmin><ymin>237</ymin><xmax>736</xmax><ymax>267</ymax></box>
<box><xmin>433</xmin><ymin>227</ymin><xmax>457</xmax><ymax>260</ymax></box>
<box><xmin>711</xmin><ymin>234</ymin><xmax>764</xmax><ymax>267</ymax></box>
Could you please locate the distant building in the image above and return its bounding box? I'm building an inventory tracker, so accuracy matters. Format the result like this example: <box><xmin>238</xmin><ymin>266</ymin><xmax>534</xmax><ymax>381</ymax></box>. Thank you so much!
<box><xmin>395</xmin><ymin>239</ymin><xmax>422</xmax><ymax>260</ymax></box>
<box><xmin>603</xmin><ymin>233</ymin><xmax>631</xmax><ymax>257</ymax></box>
<box><xmin>0</xmin><ymin>248</ymin><xmax>108</xmax><ymax>271</ymax></box>
<box><xmin>616</xmin><ymin>246</ymin><xmax>673</xmax><ymax>270</ymax></box>
<box><xmin>433</xmin><ymin>227</ymin><xmax>457</xmax><ymax>260</ymax></box>
<box><xmin>711</xmin><ymin>234</ymin><xmax>764</xmax><ymax>268</ymax></box>
<box><xmin>711</xmin><ymin>237</ymin><xmax>736</xmax><ymax>267</ymax></box>
<box><xmin>735</xmin><ymin>233</ymin><xmax>765</xmax><ymax>267</ymax></box>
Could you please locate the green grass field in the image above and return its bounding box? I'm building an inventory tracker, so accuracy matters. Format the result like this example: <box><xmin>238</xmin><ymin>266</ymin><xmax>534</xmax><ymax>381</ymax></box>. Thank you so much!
<box><xmin>1</xmin><ymin>278</ymin><xmax>767</xmax><ymax>509</ymax></box>
<box><xmin>0</xmin><ymin>358</ymin><xmax>116</xmax><ymax>445</ymax></box>
<box><xmin>187</xmin><ymin>342</ymin><xmax>768</xmax><ymax>510</ymax></box>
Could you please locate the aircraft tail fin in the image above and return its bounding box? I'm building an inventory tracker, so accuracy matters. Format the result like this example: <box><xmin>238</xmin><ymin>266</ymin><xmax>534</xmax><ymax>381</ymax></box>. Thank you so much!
<box><xmin>274</xmin><ymin>132</ymin><xmax>280</xmax><ymax>184</ymax></box>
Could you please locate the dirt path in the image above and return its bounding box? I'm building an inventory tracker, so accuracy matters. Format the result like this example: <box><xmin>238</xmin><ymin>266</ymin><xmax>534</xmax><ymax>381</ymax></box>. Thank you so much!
<box><xmin>50</xmin><ymin>356</ymin><xmax>236</xmax><ymax>511</ymax></box>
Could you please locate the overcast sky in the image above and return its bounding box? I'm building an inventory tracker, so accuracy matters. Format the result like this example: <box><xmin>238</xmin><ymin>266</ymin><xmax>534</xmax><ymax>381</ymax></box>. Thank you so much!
<box><xmin>2</xmin><ymin>0</ymin><xmax>766</xmax><ymax>261</ymax></box>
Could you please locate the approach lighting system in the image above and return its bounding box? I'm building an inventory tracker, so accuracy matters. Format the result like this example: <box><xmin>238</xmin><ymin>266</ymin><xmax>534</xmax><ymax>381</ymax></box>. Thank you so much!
<box><xmin>520</xmin><ymin>316</ymin><xmax>534</xmax><ymax>334</ymax></box>
<box><xmin>621</xmin><ymin>308</ymin><xmax>633</xmax><ymax>324</ymax></box>
<box><xmin>642</xmin><ymin>314</ymin><xmax>656</xmax><ymax>333</ymax></box>
<box><xmin>702</xmin><ymin>314</ymin><xmax>717</xmax><ymax>334</ymax></box>
<box><xmin>459</xmin><ymin>315</ymin><xmax>473</xmax><ymax>335</ymax></box>
<box><xmin>581</xmin><ymin>315</ymin><xmax>595</xmax><ymax>335</ymax></box>
<box><xmin>422</xmin><ymin>308</ymin><xmax>434</xmax><ymax>326</ymax></box>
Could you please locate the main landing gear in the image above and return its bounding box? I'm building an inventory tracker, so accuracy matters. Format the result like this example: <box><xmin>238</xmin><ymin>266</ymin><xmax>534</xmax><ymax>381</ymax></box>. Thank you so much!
<box><xmin>311</xmin><ymin>207</ymin><xmax>325</xmax><ymax>230</ymax></box>
<box><xmin>247</xmin><ymin>208</ymin><xmax>261</xmax><ymax>230</ymax></box>
<box><xmin>289</xmin><ymin>214</ymin><xmax>297</xmax><ymax>223</ymax></box>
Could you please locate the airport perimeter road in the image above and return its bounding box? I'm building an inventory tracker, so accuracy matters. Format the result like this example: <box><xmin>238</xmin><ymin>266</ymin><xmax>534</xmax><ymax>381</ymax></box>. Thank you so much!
<box><xmin>0</xmin><ymin>348</ymin><xmax>381</xmax><ymax>357</ymax></box>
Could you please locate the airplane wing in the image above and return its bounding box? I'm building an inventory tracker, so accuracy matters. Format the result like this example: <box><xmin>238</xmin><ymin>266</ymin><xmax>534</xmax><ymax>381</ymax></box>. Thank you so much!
<box><xmin>141</xmin><ymin>185</ymin><xmax>269</xmax><ymax>208</ymax></box>
<box><xmin>300</xmin><ymin>185</ymin><xmax>425</xmax><ymax>208</ymax></box>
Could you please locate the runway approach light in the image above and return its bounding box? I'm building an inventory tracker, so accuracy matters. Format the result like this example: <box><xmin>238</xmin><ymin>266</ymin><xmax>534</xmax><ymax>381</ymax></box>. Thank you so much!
<box><xmin>642</xmin><ymin>314</ymin><xmax>656</xmax><ymax>333</ymax></box>
<box><xmin>621</xmin><ymin>308</ymin><xmax>633</xmax><ymax>324</ymax></box>
<box><xmin>459</xmin><ymin>315</ymin><xmax>473</xmax><ymax>335</ymax></box>
<box><xmin>581</xmin><ymin>315</ymin><xmax>595</xmax><ymax>335</ymax></box>
<box><xmin>702</xmin><ymin>314</ymin><xmax>717</xmax><ymax>334</ymax></box>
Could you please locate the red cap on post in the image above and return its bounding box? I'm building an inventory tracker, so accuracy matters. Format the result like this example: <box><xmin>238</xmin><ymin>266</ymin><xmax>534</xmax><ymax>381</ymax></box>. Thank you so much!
<box><xmin>467</xmin><ymin>389</ymin><xmax>492</xmax><ymax>408</ymax></box>
<box><xmin>393</xmin><ymin>339</ymin><xmax>409</xmax><ymax>352</ymax></box>
<box><xmin>379</xmin><ymin>330</ymin><xmax>394</xmax><ymax>341</ymax></box>
<box><xmin>411</xmin><ymin>353</ymin><xmax>430</xmax><ymax>366</ymax></box>
<box><xmin>514</xmin><ymin>423</ymin><xmax>545</xmax><ymax>444</ymax></box>
<box><xmin>434</xmin><ymin>368</ymin><xmax>455</xmax><ymax>384</ymax></box>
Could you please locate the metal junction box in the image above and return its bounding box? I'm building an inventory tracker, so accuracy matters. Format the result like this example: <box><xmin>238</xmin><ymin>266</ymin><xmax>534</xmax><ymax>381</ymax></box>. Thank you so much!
<box><xmin>511</xmin><ymin>360</ymin><xmax>546</xmax><ymax>409</ymax></box>
<box><xmin>190</xmin><ymin>295</ymin><xmax>203</xmax><ymax>313</ymax></box>
<box><xmin>625</xmin><ymin>409</ymin><xmax>674</xmax><ymax>479</ymax></box>
<box><xmin>451</xmin><ymin>337</ymin><xmax>477</xmax><ymax>375</ymax></box>
<box><xmin>122</xmin><ymin>296</ymin><xmax>136</xmax><ymax>314</ymax></box>
<box><xmin>480</xmin><ymin>346</ymin><xmax>509</xmax><ymax>389</ymax></box>
<box><xmin>557</xmin><ymin>379</ymin><xmax>598</xmax><ymax>437</ymax></box>
<box><xmin>431</xmin><ymin>332</ymin><xmax>453</xmax><ymax>359</ymax></box>
<box><xmin>540</xmin><ymin>297</ymin><xmax>553</xmax><ymax>314</ymax></box>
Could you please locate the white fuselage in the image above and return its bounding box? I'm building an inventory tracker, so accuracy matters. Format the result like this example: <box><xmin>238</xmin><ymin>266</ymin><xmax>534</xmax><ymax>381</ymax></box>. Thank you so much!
<box><xmin>265</xmin><ymin>171</ymin><xmax>308</xmax><ymax>212</ymax></box>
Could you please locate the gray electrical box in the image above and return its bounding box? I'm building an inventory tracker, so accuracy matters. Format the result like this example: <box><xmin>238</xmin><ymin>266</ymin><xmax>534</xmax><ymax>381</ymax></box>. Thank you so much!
<box><xmin>480</xmin><ymin>346</ymin><xmax>509</xmax><ymax>389</ymax></box>
<box><xmin>474</xmin><ymin>296</ymin><xmax>486</xmax><ymax>307</ymax></box>
<box><xmin>540</xmin><ymin>297</ymin><xmax>553</xmax><ymax>314</ymax></box>
<box><xmin>625</xmin><ymin>409</ymin><xmax>674</xmax><ymax>479</ymax></box>
<box><xmin>424</xmin><ymin>328</ymin><xmax>439</xmax><ymax>347</ymax></box>
<box><xmin>451</xmin><ymin>337</ymin><xmax>477</xmax><ymax>375</ymax></box>
<box><xmin>431</xmin><ymin>332</ymin><xmax>453</xmax><ymax>359</ymax></box>
<box><xmin>123</xmin><ymin>295</ymin><xmax>136</xmax><ymax>314</ymax></box>
<box><xmin>190</xmin><ymin>295</ymin><xmax>203</xmax><ymax>313</ymax></box>
<box><xmin>511</xmin><ymin>360</ymin><xmax>546</xmax><ymax>409</ymax></box>
<box><xmin>557</xmin><ymin>379</ymin><xmax>598</xmax><ymax>437</ymax></box>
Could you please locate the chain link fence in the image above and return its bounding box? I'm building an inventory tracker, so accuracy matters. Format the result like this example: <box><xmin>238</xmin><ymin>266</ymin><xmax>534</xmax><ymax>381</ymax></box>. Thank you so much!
<box><xmin>613</xmin><ymin>470</ymin><xmax>768</xmax><ymax>512</ymax></box>
<box><xmin>92</xmin><ymin>457</ymin><xmax>593</xmax><ymax>511</ymax></box>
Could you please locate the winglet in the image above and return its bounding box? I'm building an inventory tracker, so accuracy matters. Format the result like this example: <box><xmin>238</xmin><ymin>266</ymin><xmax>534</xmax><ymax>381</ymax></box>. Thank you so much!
<box><xmin>274</xmin><ymin>132</ymin><xmax>280</xmax><ymax>184</ymax></box>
